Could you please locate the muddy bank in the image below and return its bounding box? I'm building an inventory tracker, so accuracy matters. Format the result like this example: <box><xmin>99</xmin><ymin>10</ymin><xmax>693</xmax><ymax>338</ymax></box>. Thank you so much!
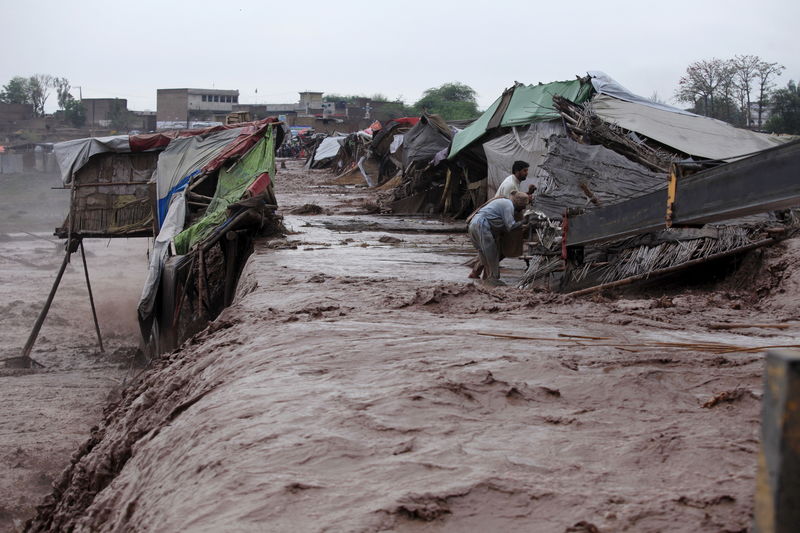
<box><xmin>21</xmin><ymin>160</ymin><xmax>800</xmax><ymax>532</ymax></box>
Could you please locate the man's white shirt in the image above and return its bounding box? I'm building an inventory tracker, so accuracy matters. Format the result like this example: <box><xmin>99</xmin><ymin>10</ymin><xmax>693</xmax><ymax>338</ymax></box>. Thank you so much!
<box><xmin>494</xmin><ymin>174</ymin><xmax>520</xmax><ymax>198</ymax></box>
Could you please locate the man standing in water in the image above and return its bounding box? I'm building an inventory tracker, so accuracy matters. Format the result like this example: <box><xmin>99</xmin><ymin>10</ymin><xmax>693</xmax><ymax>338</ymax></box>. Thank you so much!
<box><xmin>468</xmin><ymin>191</ymin><xmax>530</xmax><ymax>286</ymax></box>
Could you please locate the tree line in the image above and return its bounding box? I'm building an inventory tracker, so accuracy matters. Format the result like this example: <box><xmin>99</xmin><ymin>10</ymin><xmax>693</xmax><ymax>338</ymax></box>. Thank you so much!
<box><xmin>324</xmin><ymin>82</ymin><xmax>480</xmax><ymax>121</ymax></box>
<box><xmin>0</xmin><ymin>74</ymin><xmax>85</xmax><ymax>126</ymax></box>
<box><xmin>674</xmin><ymin>55</ymin><xmax>798</xmax><ymax>133</ymax></box>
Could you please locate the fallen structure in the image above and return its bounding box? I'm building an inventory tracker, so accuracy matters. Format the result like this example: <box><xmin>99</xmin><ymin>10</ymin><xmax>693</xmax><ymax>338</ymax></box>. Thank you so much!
<box><xmin>19</xmin><ymin>119</ymin><xmax>285</xmax><ymax>367</ymax></box>
<box><xmin>559</xmin><ymin>140</ymin><xmax>800</xmax><ymax>294</ymax></box>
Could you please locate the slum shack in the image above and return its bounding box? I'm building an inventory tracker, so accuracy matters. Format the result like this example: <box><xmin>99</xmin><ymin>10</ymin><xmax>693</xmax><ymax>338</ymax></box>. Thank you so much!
<box><xmin>33</xmin><ymin>119</ymin><xmax>287</xmax><ymax>362</ymax></box>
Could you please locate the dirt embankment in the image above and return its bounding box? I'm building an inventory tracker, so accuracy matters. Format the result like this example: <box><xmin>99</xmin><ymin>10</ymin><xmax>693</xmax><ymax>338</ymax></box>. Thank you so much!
<box><xmin>18</xmin><ymin>161</ymin><xmax>800</xmax><ymax>532</ymax></box>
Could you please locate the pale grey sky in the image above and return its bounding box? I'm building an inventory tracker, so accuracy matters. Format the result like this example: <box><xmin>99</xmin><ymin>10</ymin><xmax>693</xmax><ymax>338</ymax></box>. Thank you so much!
<box><xmin>2</xmin><ymin>0</ymin><xmax>798</xmax><ymax>113</ymax></box>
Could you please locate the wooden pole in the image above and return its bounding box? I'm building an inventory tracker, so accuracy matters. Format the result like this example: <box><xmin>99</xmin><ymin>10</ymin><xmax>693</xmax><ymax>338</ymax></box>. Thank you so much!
<box><xmin>755</xmin><ymin>350</ymin><xmax>800</xmax><ymax>532</ymax></box>
<box><xmin>223</xmin><ymin>231</ymin><xmax>238</xmax><ymax>307</ymax></box>
<box><xmin>20</xmin><ymin>239</ymin><xmax>79</xmax><ymax>366</ymax></box>
<box><xmin>80</xmin><ymin>240</ymin><xmax>104</xmax><ymax>353</ymax></box>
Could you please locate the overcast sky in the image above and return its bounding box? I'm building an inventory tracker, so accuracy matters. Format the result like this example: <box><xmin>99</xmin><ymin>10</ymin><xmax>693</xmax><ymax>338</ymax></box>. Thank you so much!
<box><xmin>2</xmin><ymin>0</ymin><xmax>798</xmax><ymax>114</ymax></box>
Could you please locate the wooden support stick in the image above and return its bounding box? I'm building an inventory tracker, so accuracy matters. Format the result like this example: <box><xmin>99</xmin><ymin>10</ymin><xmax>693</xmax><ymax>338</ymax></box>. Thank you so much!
<box><xmin>223</xmin><ymin>231</ymin><xmax>238</xmax><ymax>307</ymax></box>
<box><xmin>80</xmin><ymin>240</ymin><xmax>104</xmax><ymax>353</ymax></box>
<box><xmin>20</xmin><ymin>240</ymin><xmax>79</xmax><ymax>365</ymax></box>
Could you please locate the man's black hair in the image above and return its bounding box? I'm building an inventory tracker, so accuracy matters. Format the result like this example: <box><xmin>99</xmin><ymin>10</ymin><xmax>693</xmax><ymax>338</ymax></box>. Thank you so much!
<box><xmin>512</xmin><ymin>160</ymin><xmax>530</xmax><ymax>173</ymax></box>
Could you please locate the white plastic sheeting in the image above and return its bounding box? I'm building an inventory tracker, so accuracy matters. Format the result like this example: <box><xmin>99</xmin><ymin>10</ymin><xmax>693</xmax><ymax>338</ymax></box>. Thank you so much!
<box><xmin>590</xmin><ymin>94</ymin><xmax>785</xmax><ymax>161</ymax></box>
<box><xmin>588</xmin><ymin>71</ymin><xmax>696</xmax><ymax>116</ymax></box>
<box><xmin>312</xmin><ymin>136</ymin><xmax>346</xmax><ymax>163</ymax></box>
<box><xmin>54</xmin><ymin>135</ymin><xmax>131</xmax><ymax>184</ymax></box>
<box><xmin>389</xmin><ymin>135</ymin><xmax>404</xmax><ymax>154</ymax></box>
<box><xmin>482</xmin><ymin>121</ymin><xmax>565</xmax><ymax>197</ymax></box>
<box><xmin>137</xmin><ymin>193</ymin><xmax>186</xmax><ymax>325</ymax></box>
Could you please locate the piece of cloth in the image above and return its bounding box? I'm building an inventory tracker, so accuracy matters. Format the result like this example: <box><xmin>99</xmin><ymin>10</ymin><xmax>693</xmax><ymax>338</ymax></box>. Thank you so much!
<box><xmin>494</xmin><ymin>174</ymin><xmax>520</xmax><ymax>198</ymax></box>
<box><xmin>469</xmin><ymin>218</ymin><xmax>501</xmax><ymax>281</ymax></box>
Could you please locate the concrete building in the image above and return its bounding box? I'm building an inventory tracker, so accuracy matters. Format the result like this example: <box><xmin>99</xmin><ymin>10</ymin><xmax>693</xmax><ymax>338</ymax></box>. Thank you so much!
<box><xmin>82</xmin><ymin>98</ymin><xmax>128</xmax><ymax>127</ymax></box>
<box><xmin>0</xmin><ymin>103</ymin><xmax>34</xmax><ymax>122</ymax></box>
<box><xmin>298</xmin><ymin>91</ymin><xmax>323</xmax><ymax>114</ymax></box>
<box><xmin>157</xmin><ymin>88</ymin><xmax>239</xmax><ymax>124</ymax></box>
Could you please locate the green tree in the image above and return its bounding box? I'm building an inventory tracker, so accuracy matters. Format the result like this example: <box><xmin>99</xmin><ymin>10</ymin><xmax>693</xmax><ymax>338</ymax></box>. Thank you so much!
<box><xmin>108</xmin><ymin>99</ymin><xmax>132</xmax><ymax>130</ymax></box>
<box><xmin>0</xmin><ymin>76</ymin><xmax>32</xmax><ymax>104</ymax></box>
<box><xmin>63</xmin><ymin>96</ymin><xmax>85</xmax><ymax>127</ymax></box>
<box><xmin>413</xmin><ymin>82</ymin><xmax>479</xmax><ymax>120</ymax></box>
<box><xmin>54</xmin><ymin>77</ymin><xmax>72</xmax><ymax>109</ymax></box>
<box><xmin>765</xmin><ymin>80</ymin><xmax>800</xmax><ymax>134</ymax></box>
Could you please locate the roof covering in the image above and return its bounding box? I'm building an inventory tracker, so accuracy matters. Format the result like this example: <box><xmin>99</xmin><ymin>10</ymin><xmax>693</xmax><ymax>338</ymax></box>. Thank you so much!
<box><xmin>54</xmin><ymin>120</ymin><xmax>280</xmax><ymax>185</ymax></box>
<box><xmin>482</xmin><ymin>121</ymin><xmax>565</xmax><ymax>196</ymax></box>
<box><xmin>402</xmin><ymin>114</ymin><xmax>453</xmax><ymax>169</ymax></box>
<box><xmin>590</xmin><ymin>94</ymin><xmax>786</xmax><ymax>161</ymax></box>
<box><xmin>448</xmin><ymin>79</ymin><xmax>593</xmax><ymax>159</ymax></box>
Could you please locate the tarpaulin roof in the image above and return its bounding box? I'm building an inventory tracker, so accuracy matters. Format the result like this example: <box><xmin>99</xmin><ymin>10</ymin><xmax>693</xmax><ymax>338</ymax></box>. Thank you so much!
<box><xmin>482</xmin><ymin>121</ymin><xmax>565</xmax><ymax>197</ymax></box>
<box><xmin>312</xmin><ymin>136</ymin><xmax>346</xmax><ymax>163</ymax></box>
<box><xmin>448</xmin><ymin>79</ymin><xmax>593</xmax><ymax>159</ymax></box>
<box><xmin>173</xmin><ymin>128</ymin><xmax>277</xmax><ymax>254</ymax></box>
<box><xmin>54</xmin><ymin>119</ymin><xmax>281</xmax><ymax>184</ymax></box>
<box><xmin>154</xmin><ymin>128</ymin><xmax>243</xmax><ymax>227</ymax></box>
<box><xmin>590</xmin><ymin>94</ymin><xmax>786</xmax><ymax>161</ymax></box>
<box><xmin>588</xmin><ymin>71</ymin><xmax>696</xmax><ymax>116</ymax></box>
<box><xmin>402</xmin><ymin>114</ymin><xmax>454</xmax><ymax>169</ymax></box>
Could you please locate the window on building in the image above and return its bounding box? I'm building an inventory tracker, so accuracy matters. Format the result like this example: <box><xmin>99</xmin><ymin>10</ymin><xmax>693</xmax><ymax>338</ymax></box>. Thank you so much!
<box><xmin>234</xmin><ymin>95</ymin><xmax>238</xmax><ymax>103</ymax></box>
<box><xmin>202</xmin><ymin>95</ymin><xmax>207</xmax><ymax>102</ymax></box>
<box><xmin>213</xmin><ymin>95</ymin><xmax>219</xmax><ymax>102</ymax></box>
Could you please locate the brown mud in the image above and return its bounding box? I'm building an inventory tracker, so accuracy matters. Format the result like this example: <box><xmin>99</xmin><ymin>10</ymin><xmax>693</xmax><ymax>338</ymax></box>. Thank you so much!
<box><xmin>9</xmin><ymin>161</ymin><xmax>800</xmax><ymax>532</ymax></box>
<box><xmin>0</xmin><ymin>171</ymin><xmax>148</xmax><ymax>532</ymax></box>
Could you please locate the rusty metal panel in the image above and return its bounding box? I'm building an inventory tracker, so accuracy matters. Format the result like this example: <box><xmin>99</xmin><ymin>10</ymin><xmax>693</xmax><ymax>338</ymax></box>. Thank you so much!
<box><xmin>566</xmin><ymin>140</ymin><xmax>800</xmax><ymax>247</ymax></box>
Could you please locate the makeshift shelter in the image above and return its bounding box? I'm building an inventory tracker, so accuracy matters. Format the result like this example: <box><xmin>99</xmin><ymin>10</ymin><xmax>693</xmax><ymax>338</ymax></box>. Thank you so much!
<box><xmin>16</xmin><ymin>119</ymin><xmax>286</xmax><ymax>366</ymax></box>
<box><xmin>380</xmin><ymin>78</ymin><xmax>595</xmax><ymax>217</ymax></box>
<box><xmin>368</xmin><ymin>117</ymin><xmax>419</xmax><ymax>184</ymax></box>
<box><xmin>513</xmin><ymin>73</ymin><xmax>795</xmax><ymax>292</ymax></box>
<box><xmin>377</xmin><ymin>114</ymin><xmax>464</xmax><ymax>215</ymax></box>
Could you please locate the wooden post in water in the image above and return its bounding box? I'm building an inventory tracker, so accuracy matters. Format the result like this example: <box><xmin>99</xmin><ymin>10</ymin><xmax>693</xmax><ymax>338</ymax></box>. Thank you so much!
<box><xmin>80</xmin><ymin>240</ymin><xmax>104</xmax><ymax>353</ymax></box>
<box><xmin>754</xmin><ymin>350</ymin><xmax>800</xmax><ymax>532</ymax></box>
<box><xmin>19</xmin><ymin>239</ymin><xmax>80</xmax><ymax>367</ymax></box>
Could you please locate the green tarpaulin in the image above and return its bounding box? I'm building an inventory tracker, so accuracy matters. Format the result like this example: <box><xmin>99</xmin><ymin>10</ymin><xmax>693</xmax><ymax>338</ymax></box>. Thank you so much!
<box><xmin>448</xmin><ymin>79</ymin><xmax>593</xmax><ymax>159</ymax></box>
<box><xmin>173</xmin><ymin>127</ymin><xmax>275</xmax><ymax>254</ymax></box>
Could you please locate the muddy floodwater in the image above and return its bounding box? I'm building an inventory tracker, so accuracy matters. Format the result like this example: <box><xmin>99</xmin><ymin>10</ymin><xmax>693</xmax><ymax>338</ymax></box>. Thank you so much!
<box><xmin>5</xmin><ymin>161</ymin><xmax>800</xmax><ymax>532</ymax></box>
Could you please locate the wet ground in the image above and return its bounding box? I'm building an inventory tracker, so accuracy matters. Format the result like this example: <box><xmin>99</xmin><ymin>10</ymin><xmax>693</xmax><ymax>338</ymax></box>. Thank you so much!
<box><xmin>9</xmin><ymin>161</ymin><xmax>800</xmax><ymax>532</ymax></box>
<box><xmin>0</xmin><ymin>172</ymin><xmax>148</xmax><ymax>531</ymax></box>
